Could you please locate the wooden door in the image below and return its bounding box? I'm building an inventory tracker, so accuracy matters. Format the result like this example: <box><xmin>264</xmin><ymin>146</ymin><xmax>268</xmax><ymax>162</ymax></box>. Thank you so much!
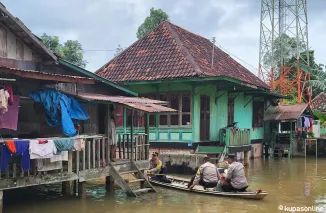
<box><xmin>200</xmin><ymin>95</ymin><xmax>210</xmax><ymax>141</ymax></box>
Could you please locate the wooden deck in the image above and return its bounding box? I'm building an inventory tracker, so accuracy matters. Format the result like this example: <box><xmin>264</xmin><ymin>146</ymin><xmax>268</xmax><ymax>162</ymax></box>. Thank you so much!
<box><xmin>0</xmin><ymin>134</ymin><xmax>149</xmax><ymax>191</ymax></box>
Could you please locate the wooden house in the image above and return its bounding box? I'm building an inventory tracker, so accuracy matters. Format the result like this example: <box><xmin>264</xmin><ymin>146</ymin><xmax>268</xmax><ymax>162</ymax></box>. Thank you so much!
<box><xmin>0</xmin><ymin>4</ymin><xmax>172</xmax><ymax>210</ymax></box>
<box><xmin>96</xmin><ymin>21</ymin><xmax>283</xmax><ymax>159</ymax></box>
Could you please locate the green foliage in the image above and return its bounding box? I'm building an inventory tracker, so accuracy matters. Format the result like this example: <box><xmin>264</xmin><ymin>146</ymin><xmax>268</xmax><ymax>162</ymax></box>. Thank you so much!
<box><xmin>40</xmin><ymin>34</ymin><xmax>62</xmax><ymax>55</ymax></box>
<box><xmin>41</xmin><ymin>33</ymin><xmax>87</xmax><ymax>68</ymax></box>
<box><xmin>313</xmin><ymin>110</ymin><xmax>326</xmax><ymax>126</ymax></box>
<box><xmin>307</xmin><ymin>131</ymin><xmax>315</xmax><ymax>138</ymax></box>
<box><xmin>296</xmin><ymin>61</ymin><xmax>326</xmax><ymax>93</ymax></box>
<box><xmin>263</xmin><ymin>34</ymin><xmax>306</xmax><ymax>69</ymax></box>
<box><xmin>136</xmin><ymin>8</ymin><xmax>169</xmax><ymax>39</ymax></box>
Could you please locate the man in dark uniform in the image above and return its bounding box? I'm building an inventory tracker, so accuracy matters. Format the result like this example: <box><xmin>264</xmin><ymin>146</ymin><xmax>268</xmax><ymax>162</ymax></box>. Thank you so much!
<box><xmin>220</xmin><ymin>154</ymin><xmax>248</xmax><ymax>192</ymax></box>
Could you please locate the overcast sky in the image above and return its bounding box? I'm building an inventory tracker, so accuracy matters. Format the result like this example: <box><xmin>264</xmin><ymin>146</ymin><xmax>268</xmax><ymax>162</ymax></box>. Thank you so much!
<box><xmin>2</xmin><ymin>0</ymin><xmax>326</xmax><ymax>75</ymax></box>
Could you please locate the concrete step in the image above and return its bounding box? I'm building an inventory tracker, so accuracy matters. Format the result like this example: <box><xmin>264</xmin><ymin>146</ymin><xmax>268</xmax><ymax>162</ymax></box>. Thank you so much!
<box><xmin>128</xmin><ymin>179</ymin><xmax>145</xmax><ymax>184</ymax></box>
<box><xmin>133</xmin><ymin>188</ymin><xmax>152</xmax><ymax>194</ymax></box>
<box><xmin>119</xmin><ymin>170</ymin><xmax>138</xmax><ymax>175</ymax></box>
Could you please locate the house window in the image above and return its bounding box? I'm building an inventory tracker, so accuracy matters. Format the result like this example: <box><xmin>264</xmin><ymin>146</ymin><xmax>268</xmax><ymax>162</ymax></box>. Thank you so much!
<box><xmin>115</xmin><ymin>105</ymin><xmax>124</xmax><ymax>127</ymax></box>
<box><xmin>126</xmin><ymin>109</ymin><xmax>144</xmax><ymax>127</ymax></box>
<box><xmin>155</xmin><ymin>92</ymin><xmax>191</xmax><ymax>127</ymax></box>
<box><xmin>253</xmin><ymin>101</ymin><xmax>264</xmax><ymax>127</ymax></box>
<box><xmin>228</xmin><ymin>97</ymin><xmax>234</xmax><ymax>125</ymax></box>
<box><xmin>182</xmin><ymin>93</ymin><xmax>191</xmax><ymax>125</ymax></box>
<box><xmin>142</xmin><ymin>94</ymin><xmax>157</xmax><ymax>127</ymax></box>
<box><xmin>159</xmin><ymin>94</ymin><xmax>168</xmax><ymax>126</ymax></box>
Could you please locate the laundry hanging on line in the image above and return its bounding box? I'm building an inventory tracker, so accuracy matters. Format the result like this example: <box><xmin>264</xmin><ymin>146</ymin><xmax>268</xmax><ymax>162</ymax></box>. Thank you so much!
<box><xmin>54</xmin><ymin>138</ymin><xmax>75</xmax><ymax>152</ymax></box>
<box><xmin>29</xmin><ymin>89</ymin><xmax>89</xmax><ymax>137</ymax></box>
<box><xmin>0</xmin><ymin>95</ymin><xmax>20</xmax><ymax>130</ymax></box>
<box><xmin>29</xmin><ymin>139</ymin><xmax>57</xmax><ymax>159</ymax></box>
<box><xmin>1</xmin><ymin>140</ymin><xmax>30</xmax><ymax>172</ymax></box>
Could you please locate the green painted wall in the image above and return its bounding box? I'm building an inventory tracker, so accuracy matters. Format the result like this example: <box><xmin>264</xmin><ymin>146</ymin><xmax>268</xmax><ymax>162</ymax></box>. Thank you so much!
<box><xmin>216</xmin><ymin>91</ymin><xmax>228</xmax><ymax>136</ymax></box>
<box><xmin>118</xmin><ymin>82</ymin><xmax>264</xmax><ymax>143</ymax></box>
<box><xmin>232</xmin><ymin>92</ymin><xmax>264</xmax><ymax>140</ymax></box>
<box><xmin>192</xmin><ymin>85</ymin><xmax>224</xmax><ymax>142</ymax></box>
<box><xmin>128</xmin><ymin>83</ymin><xmax>192</xmax><ymax>94</ymax></box>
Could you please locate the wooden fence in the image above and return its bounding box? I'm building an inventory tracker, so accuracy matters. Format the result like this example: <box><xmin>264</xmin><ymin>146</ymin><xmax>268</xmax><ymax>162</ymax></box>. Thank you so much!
<box><xmin>117</xmin><ymin>134</ymin><xmax>149</xmax><ymax>161</ymax></box>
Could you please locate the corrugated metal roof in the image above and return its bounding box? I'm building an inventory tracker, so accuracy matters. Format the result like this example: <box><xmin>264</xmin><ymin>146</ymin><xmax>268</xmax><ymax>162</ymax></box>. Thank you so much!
<box><xmin>264</xmin><ymin>104</ymin><xmax>310</xmax><ymax>121</ymax></box>
<box><xmin>62</xmin><ymin>91</ymin><xmax>176</xmax><ymax>113</ymax></box>
<box><xmin>0</xmin><ymin>66</ymin><xmax>96</xmax><ymax>84</ymax></box>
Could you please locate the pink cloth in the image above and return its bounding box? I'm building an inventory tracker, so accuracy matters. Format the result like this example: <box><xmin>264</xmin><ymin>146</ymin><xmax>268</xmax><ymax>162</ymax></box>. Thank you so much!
<box><xmin>4</xmin><ymin>84</ymin><xmax>13</xmax><ymax>105</ymax></box>
<box><xmin>0</xmin><ymin>96</ymin><xmax>20</xmax><ymax>130</ymax></box>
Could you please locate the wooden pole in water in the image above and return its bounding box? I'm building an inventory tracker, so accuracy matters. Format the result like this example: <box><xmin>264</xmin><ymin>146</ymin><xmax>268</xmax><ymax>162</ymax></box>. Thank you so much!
<box><xmin>288</xmin><ymin>121</ymin><xmax>293</xmax><ymax>160</ymax></box>
<box><xmin>144</xmin><ymin>113</ymin><xmax>149</xmax><ymax>160</ymax></box>
<box><xmin>130</xmin><ymin>110</ymin><xmax>134</xmax><ymax>162</ymax></box>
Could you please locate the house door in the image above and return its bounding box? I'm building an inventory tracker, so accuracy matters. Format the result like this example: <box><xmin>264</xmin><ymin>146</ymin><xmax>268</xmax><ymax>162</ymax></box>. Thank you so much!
<box><xmin>200</xmin><ymin>95</ymin><xmax>210</xmax><ymax>141</ymax></box>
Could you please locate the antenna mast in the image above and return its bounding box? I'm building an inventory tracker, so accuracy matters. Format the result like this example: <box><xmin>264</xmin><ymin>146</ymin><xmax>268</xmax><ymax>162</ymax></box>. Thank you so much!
<box><xmin>258</xmin><ymin>0</ymin><xmax>311</xmax><ymax>104</ymax></box>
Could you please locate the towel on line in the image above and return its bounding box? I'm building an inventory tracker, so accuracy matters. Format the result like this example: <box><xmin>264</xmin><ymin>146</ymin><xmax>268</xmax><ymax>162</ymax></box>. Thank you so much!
<box><xmin>54</xmin><ymin>138</ymin><xmax>74</xmax><ymax>152</ymax></box>
<box><xmin>29</xmin><ymin>140</ymin><xmax>57</xmax><ymax>159</ymax></box>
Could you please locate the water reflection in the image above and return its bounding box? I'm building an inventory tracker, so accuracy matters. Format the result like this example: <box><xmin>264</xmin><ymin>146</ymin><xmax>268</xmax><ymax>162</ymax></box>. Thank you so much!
<box><xmin>4</xmin><ymin>158</ymin><xmax>326</xmax><ymax>213</ymax></box>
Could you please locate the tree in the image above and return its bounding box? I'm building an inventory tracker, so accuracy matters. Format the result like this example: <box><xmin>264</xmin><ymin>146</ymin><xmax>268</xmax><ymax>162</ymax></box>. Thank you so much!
<box><xmin>41</xmin><ymin>33</ymin><xmax>87</xmax><ymax>68</ymax></box>
<box><xmin>61</xmin><ymin>40</ymin><xmax>87</xmax><ymax>68</ymax></box>
<box><xmin>263</xmin><ymin>34</ymin><xmax>306</xmax><ymax>70</ymax></box>
<box><xmin>136</xmin><ymin>8</ymin><xmax>169</xmax><ymax>39</ymax></box>
<box><xmin>296</xmin><ymin>61</ymin><xmax>326</xmax><ymax>93</ymax></box>
<box><xmin>114</xmin><ymin>45</ymin><xmax>125</xmax><ymax>57</ymax></box>
<box><xmin>40</xmin><ymin>34</ymin><xmax>62</xmax><ymax>55</ymax></box>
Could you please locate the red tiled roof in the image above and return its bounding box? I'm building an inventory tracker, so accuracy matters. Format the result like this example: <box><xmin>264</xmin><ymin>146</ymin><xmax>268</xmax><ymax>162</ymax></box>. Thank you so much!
<box><xmin>312</xmin><ymin>92</ymin><xmax>326</xmax><ymax>112</ymax></box>
<box><xmin>96</xmin><ymin>21</ymin><xmax>270</xmax><ymax>89</ymax></box>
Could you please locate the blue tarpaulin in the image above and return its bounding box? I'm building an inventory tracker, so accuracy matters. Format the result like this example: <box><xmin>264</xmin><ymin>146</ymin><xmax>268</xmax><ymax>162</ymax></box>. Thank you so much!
<box><xmin>29</xmin><ymin>88</ymin><xmax>89</xmax><ymax>137</ymax></box>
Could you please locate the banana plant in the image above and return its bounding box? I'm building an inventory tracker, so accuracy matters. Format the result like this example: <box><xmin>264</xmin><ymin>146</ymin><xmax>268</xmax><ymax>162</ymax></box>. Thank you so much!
<box><xmin>295</xmin><ymin>61</ymin><xmax>326</xmax><ymax>92</ymax></box>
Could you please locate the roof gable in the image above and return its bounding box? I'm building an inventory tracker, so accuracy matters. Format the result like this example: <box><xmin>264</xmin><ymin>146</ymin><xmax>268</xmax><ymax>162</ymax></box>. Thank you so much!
<box><xmin>96</xmin><ymin>21</ymin><xmax>269</xmax><ymax>89</ymax></box>
<box><xmin>0</xmin><ymin>3</ymin><xmax>57</xmax><ymax>61</ymax></box>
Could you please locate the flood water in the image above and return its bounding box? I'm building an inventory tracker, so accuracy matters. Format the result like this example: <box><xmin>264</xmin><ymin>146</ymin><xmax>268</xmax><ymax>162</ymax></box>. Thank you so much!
<box><xmin>4</xmin><ymin>158</ymin><xmax>326</xmax><ymax>213</ymax></box>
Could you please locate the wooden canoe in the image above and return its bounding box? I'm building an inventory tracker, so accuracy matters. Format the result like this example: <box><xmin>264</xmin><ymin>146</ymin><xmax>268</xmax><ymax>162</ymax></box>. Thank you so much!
<box><xmin>149</xmin><ymin>175</ymin><xmax>268</xmax><ymax>200</ymax></box>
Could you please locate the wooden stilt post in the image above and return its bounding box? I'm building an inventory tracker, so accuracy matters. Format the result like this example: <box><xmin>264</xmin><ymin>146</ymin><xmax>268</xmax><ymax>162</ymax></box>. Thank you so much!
<box><xmin>130</xmin><ymin>110</ymin><xmax>134</xmax><ymax>162</ymax></box>
<box><xmin>105</xmin><ymin>104</ymin><xmax>113</xmax><ymax>191</ymax></box>
<box><xmin>62</xmin><ymin>152</ymin><xmax>73</xmax><ymax>196</ymax></box>
<box><xmin>73</xmin><ymin>180</ymin><xmax>77</xmax><ymax>196</ymax></box>
<box><xmin>288</xmin><ymin>121</ymin><xmax>293</xmax><ymax>159</ymax></box>
<box><xmin>105</xmin><ymin>176</ymin><xmax>114</xmax><ymax>191</ymax></box>
<box><xmin>78</xmin><ymin>181</ymin><xmax>87</xmax><ymax>199</ymax></box>
<box><xmin>0</xmin><ymin>190</ymin><xmax>3</xmax><ymax>213</ymax></box>
<box><xmin>145</xmin><ymin>113</ymin><xmax>149</xmax><ymax>160</ymax></box>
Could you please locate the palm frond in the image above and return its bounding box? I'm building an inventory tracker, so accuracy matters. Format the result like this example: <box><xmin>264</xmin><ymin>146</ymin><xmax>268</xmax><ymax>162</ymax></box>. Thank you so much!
<box><xmin>295</xmin><ymin>62</ymin><xmax>326</xmax><ymax>80</ymax></box>
<box><xmin>306</xmin><ymin>80</ymin><xmax>326</xmax><ymax>91</ymax></box>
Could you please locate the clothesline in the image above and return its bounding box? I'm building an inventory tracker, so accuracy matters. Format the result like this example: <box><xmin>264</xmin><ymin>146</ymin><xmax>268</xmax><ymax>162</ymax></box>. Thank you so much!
<box><xmin>0</xmin><ymin>134</ymin><xmax>105</xmax><ymax>143</ymax></box>
<box><xmin>1</xmin><ymin>137</ymin><xmax>86</xmax><ymax>173</ymax></box>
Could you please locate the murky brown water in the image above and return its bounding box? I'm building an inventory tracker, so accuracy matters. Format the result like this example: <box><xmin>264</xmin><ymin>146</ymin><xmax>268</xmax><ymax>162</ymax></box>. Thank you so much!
<box><xmin>4</xmin><ymin>158</ymin><xmax>326</xmax><ymax>213</ymax></box>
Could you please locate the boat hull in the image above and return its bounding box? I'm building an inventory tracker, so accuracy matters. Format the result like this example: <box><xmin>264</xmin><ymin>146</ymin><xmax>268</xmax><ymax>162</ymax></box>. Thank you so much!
<box><xmin>149</xmin><ymin>176</ymin><xmax>268</xmax><ymax>200</ymax></box>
